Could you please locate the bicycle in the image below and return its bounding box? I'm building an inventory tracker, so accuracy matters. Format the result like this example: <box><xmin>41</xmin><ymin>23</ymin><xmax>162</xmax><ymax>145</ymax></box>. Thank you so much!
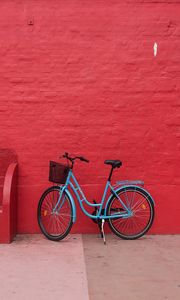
<box><xmin>37</xmin><ymin>153</ymin><xmax>155</xmax><ymax>244</ymax></box>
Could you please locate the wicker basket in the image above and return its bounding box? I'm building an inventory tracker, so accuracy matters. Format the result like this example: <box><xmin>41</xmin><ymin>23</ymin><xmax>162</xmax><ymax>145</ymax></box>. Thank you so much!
<box><xmin>49</xmin><ymin>161</ymin><xmax>70</xmax><ymax>184</ymax></box>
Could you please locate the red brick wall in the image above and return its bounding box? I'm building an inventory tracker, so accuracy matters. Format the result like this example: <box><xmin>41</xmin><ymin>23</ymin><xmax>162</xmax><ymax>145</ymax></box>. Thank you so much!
<box><xmin>0</xmin><ymin>0</ymin><xmax>179</xmax><ymax>233</ymax></box>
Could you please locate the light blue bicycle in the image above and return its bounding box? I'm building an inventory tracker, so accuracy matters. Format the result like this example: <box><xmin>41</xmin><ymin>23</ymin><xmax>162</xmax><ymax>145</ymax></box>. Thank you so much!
<box><xmin>37</xmin><ymin>153</ymin><xmax>155</xmax><ymax>243</ymax></box>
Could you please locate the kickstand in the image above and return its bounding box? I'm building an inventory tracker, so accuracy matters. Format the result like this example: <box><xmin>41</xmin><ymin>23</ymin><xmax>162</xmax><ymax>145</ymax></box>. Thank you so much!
<box><xmin>101</xmin><ymin>219</ymin><xmax>106</xmax><ymax>245</ymax></box>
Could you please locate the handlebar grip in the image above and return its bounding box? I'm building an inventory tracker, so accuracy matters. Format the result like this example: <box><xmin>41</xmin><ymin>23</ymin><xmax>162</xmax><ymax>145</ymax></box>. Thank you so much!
<box><xmin>80</xmin><ymin>156</ymin><xmax>89</xmax><ymax>163</ymax></box>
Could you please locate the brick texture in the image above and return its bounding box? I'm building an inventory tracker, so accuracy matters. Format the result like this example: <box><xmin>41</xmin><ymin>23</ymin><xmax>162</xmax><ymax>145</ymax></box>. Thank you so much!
<box><xmin>0</xmin><ymin>0</ymin><xmax>179</xmax><ymax>233</ymax></box>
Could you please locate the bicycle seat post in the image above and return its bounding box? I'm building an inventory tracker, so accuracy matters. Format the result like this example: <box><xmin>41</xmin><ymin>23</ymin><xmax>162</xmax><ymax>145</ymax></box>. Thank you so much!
<box><xmin>108</xmin><ymin>166</ymin><xmax>114</xmax><ymax>182</ymax></box>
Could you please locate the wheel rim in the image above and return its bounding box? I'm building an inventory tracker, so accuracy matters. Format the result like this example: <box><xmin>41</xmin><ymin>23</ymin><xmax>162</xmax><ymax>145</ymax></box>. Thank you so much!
<box><xmin>40</xmin><ymin>189</ymin><xmax>72</xmax><ymax>237</ymax></box>
<box><xmin>109</xmin><ymin>189</ymin><xmax>152</xmax><ymax>237</ymax></box>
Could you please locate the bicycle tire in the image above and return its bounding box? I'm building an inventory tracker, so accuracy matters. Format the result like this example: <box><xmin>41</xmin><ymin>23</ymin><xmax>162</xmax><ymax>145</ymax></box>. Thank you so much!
<box><xmin>37</xmin><ymin>186</ymin><xmax>73</xmax><ymax>241</ymax></box>
<box><xmin>107</xmin><ymin>186</ymin><xmax>155</xmax><ymax>240</ymax></box>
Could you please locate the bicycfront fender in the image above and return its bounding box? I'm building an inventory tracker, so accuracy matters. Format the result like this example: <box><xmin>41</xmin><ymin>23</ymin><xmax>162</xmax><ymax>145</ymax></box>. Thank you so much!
<box><xmin>104</xmin><ymin>185</ymin><xmax>155</xmax><ymax>216</ymax></box>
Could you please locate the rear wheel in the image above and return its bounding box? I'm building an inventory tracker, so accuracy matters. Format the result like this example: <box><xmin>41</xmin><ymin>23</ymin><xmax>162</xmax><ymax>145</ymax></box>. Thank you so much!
<box><xmin>107</xmin><ymin>186</ymin><xmax>154</xmax><ymax>240</ymax></box>
<box><xmin>37</xmin><ymin>186</ymin><xmax>73</xmax><ymax>241</ymax></box>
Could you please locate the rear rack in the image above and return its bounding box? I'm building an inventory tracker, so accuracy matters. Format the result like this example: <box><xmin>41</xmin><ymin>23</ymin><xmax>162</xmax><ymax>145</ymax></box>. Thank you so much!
<box><xmin>114</xmin><ymin>180</ymin><xmax>144</xmax><ymax>188</ymax></box>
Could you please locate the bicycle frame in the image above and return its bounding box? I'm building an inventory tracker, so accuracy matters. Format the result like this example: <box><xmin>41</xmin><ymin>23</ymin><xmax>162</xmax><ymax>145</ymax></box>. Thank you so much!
<box><xmin>53</xmin><ymin>169</ymin><xmax>132</xmax><ymax>222</ymax></box>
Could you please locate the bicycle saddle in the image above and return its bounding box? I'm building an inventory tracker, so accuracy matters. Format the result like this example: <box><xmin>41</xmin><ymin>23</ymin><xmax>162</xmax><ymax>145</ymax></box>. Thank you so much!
<box><xmin>104</xmin><ymin>160</ymin><xmax>122</xmax><ymax>168</ymax></box>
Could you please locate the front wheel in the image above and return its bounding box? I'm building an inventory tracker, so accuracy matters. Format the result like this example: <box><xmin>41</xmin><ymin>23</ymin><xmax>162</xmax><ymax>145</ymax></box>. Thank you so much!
<box><xmin>107</xmin><ymin>186</ymin><xmax>155</xmax><ymax>240</ymax></box>
<box><xmin>37</xmin><ymin>186</ymin><xmax>73</xmax><ymax>241</ymax></box>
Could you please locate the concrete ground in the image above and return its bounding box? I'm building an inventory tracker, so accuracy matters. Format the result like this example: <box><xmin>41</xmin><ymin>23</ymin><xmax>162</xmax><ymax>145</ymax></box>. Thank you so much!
<box><xmin>0</xmin><ymin>235</ymin><xmax>179</xmax><ymax>300</ymax></box>
<box><xmin>83</xmin><ymin>234</ymin><xmax>180</xmax><ymax>300</ymax></box>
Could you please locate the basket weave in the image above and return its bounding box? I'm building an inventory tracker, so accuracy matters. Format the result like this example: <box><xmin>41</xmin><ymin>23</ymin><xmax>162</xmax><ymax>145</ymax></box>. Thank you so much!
<box><xmin>49</xmin><ymin>161</ymin><xmax>70</xmax><ymax>184</ymax></box>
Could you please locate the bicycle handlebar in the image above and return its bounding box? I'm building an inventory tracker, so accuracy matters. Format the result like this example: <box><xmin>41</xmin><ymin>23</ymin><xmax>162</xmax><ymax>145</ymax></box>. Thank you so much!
<box><xmin>62</xmin><ymin>152</ymin><xmax>89</xmax><ymax>163</ymax></box>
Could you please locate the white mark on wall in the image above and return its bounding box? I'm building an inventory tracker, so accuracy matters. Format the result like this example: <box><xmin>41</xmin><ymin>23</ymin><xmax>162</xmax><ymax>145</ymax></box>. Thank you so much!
<box><xmin>154</xmin><ymin>42</ymin><xmax>158</xmax><ymax>57</ymax></box>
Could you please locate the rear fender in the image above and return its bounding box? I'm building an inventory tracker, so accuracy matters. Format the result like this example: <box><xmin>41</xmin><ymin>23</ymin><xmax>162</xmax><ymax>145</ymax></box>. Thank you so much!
<box><xmin>104</xmin><ymin>185</ymin><xmax>155</xmax><ymax>215</ymax></box>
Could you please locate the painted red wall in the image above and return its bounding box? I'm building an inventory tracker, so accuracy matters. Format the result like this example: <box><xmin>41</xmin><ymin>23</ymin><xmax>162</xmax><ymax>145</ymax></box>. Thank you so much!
<box><xmin>0</xmin><ymin>0</ymin><xmax>179</xmax><ymax>234</ymax></box>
